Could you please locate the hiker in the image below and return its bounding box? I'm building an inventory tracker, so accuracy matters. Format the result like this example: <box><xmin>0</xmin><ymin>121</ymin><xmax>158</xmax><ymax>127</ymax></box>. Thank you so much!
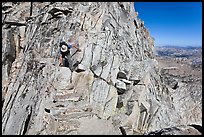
<box><xmin>59</xmin><ymin>40</ymin><xmax>81</xmax><ymax>67</ymax></box>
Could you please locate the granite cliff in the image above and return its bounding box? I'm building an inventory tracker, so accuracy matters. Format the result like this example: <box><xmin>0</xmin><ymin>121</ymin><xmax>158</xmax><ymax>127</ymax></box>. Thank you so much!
<box><xmin>2</xmin><ymin>2</ymin><xmax>202</xmax><ymax>135</ymax></box>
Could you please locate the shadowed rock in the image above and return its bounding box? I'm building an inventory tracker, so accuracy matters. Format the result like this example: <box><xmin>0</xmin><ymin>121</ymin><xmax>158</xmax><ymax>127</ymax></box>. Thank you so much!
<box><xmin>2</xmin><ymin>2</ymin><xmax>201</xmax><ymax>135</ymax></box>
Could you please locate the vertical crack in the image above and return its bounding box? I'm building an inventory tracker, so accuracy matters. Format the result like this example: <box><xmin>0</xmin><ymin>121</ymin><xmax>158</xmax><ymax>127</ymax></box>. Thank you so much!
<box><xmin>81</xmin><ymin>14</ymin><xmax>86</xmax><ymax>31</ymax></box>
<box><xmin>22</xmin><ymin>106</ymin><xmax>32</xmax><ymax>135</ymax></box>
<box><xmin>91</xmin><ymin>11</ymin><xmax>104</xmax><ymax>30</ymax></box>
<box><xmin>30</xmin><ymin>2</ymin><xmax>33</xmax><ymax>16</ymax></box>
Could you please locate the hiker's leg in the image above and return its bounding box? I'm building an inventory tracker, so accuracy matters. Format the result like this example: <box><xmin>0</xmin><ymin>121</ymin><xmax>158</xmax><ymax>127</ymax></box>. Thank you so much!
<box><xmin>59</xmin><ymin>55</ymin><xmax>62</xmax><ymax>66</ymax></box>
<box><xmin>67</xmin><ymin>53</ymin><xmax>72</xmax><ymax>70</ymax></box>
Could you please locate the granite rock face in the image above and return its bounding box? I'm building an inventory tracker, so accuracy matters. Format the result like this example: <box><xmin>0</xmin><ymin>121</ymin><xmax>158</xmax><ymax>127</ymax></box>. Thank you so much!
<box><xmin>2</xmin><ymin>2</ymin><xmax>202</xmax><ymax>135</ymax></box>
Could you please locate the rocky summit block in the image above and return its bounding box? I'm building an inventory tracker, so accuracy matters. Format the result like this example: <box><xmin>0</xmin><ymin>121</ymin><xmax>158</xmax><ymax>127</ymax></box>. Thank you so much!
<box><xmin>2</xmin><ymin>2</ymin><xmax>201</xmax><ymax>135</ymax></box>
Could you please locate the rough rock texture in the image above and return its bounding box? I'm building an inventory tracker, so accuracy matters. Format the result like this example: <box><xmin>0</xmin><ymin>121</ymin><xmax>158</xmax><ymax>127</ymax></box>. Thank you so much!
<box><xmin>144</xmin><ymin>124</ymin><xmax>202</xmax><ymax>135</ymax></box>
<box><xmin>2</xmin><ymin>2</ymin><xmax>202</xmax><ymax>135</ymax></box>
<box><xmin>155</xmin><ymin>54</ymin><xmax>202</xmax><ymax>135</ymax></box>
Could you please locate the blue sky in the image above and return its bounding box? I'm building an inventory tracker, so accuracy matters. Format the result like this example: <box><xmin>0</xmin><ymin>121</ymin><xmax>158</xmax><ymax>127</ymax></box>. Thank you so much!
<box><xmin>134</xmin><ymin>2</ymin><xmax>202</xmax><ymax>47</ymax></box>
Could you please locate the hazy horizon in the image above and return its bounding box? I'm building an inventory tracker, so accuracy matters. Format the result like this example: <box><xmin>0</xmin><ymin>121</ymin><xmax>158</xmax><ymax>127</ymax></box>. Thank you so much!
<box><xmin>134</xmin><ymin>2</ymin><xmax>202</xmax><ymax>47</ymax></box>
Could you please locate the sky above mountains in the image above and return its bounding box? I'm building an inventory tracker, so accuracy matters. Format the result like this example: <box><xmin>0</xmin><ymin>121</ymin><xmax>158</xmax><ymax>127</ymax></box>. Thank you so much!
<box><xmin>134</xmin><ymin>2</ymin><xmax>202</xmax><ymax>47</ymax></box>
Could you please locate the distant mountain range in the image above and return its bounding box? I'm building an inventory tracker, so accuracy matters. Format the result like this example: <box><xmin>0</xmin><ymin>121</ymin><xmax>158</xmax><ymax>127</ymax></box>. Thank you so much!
<box><xmin>155</xmin><ymin>45</ymin><xmax>202</xmax><ymax>58</ymax></box>
<box><xmin>156</xmin><ymin>45</ymin><xmax>202</xmax><ymax>49</ymax></box>
<box><xmin>155</xmin><ymin>45</ymin><xmax>202</xmax><ymax>68</ymax></box>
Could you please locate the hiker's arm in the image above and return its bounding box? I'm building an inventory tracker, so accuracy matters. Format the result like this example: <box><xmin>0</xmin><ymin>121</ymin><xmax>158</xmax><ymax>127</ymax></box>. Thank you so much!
<box><xmin>72</xmin><ymin>44</ymin><xmax>81</xmax><ymax>52</ymax></box>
